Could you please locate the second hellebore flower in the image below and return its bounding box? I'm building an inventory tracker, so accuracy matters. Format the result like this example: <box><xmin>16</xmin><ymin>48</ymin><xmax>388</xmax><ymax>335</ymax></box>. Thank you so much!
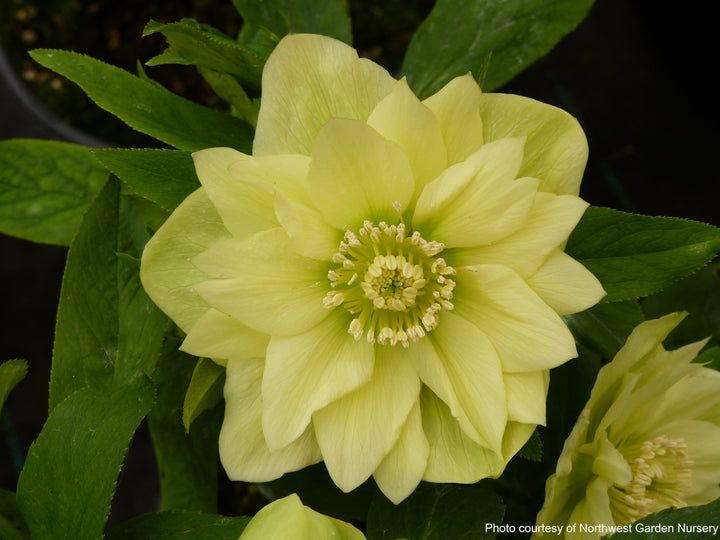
<box><xmin>140</xmin><ymin>33</ymin><xmax>604</xmax><ymax>503</ymax></box>
<box><xmin>534</xmin><ymin>313</ymin><xmax>720</xmax><ymax>539</ymax></box>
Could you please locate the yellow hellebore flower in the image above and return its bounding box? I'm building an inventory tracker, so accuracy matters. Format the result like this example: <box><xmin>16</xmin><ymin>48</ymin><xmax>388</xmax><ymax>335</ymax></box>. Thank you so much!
<box><xmin>140</xmin><ymin>33</ymin><xmax>604</xmax><ymax>503</ymax></box>
<box><xmin>534</xmin><ymin>313</ymin><xmax>720</xmax><ymax>539</ymax></box>
<box><xmin>238</xmin><ymin>494</ymin><xmax>365</xmax><ymax>540</ymax></box>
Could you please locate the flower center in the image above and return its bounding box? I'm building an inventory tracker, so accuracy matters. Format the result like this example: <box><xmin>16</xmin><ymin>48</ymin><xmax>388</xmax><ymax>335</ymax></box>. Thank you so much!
<box><xmin>323</xmin><ymin>219</ymin><xmax>455</xmax><ymax>347</ymax></box>
<box><xmin>609</xmin><ymin>435</ymin><xmax>693</xmax><ymax>525</ymax></box>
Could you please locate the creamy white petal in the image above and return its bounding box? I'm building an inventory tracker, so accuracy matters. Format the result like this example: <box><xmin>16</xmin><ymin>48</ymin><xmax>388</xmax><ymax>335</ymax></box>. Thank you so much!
<box><xmin>254</xmin><ymin>34</ymin><xmax>396</xmax><ymax>156</ymax></box>
<box><xmin>262</xmin><ymin>311</ymin><xmax>375</xmax><ymax>451</ymax></box>
<box><xmin>193</xmin><ymin>228</ymin><xmax>329</xmax><ymax>336</ymax></box>
<box><xmin>307</xmin><ymin>118</ymin><xmax>414</xmax><ymax>230</ymax></box>
<box><xmin>373</xmin><ymin>400</ymin><xmax>429</xmax><ymax>504</ymax></box>
<box><xmin>219</xmin><ymin>359</ymin><xmax>322</xmax><ymax>481</ymax></box>
<box><xmin>479</xmin><ymin>93</ymin><xmax>588</xmax><ymax>195</ymax></box>
<box><xmin>313</xmin><ymin>346</ymin><xmax>421</xmax><ymax>492</ymax></box>
<box><xmin>420</xmin><ymin>389</ymin><xmax>504</xmax><ymax>483</ymax></box>
<box><xmin>140</xmin><ymin>188</ymin><xmax>230</xmax><ymax>333</ymax></box>
<box><xmin>505</xmin><ymin>371</ymin><xmax>549</xmax><ymax>425</ymax></box>
<box><xmin>447</xmin><ymin>192</ymin><xmax>589</xmax><ymax>277</ymax></box>
<box><xmin>427</xmin><ymin>311</ymin><xmax>507</xmax><ymax>453</ymax></box>
<box><xmin>453</xmin><ymin>265</ymin><xmax>577</xmax><ymax>372</ymax></box>
<box><xmin>367</xmin><ymin>78</ymin><xmax>446</xmax><ymax>195</ymax></box>
<box><xmin>526</xmin><ymin>249</ymin><xmax>605</xmax><ymax>316</ymax></box>
<box><xmin>181</xmin><ymin>308</ymin><xmax>269</xmax><ymax>365</ymax></box>
<box><xmin>423</xmin><ymin>73</ymin><xmax>484</xmax><ymax>165</ymax></box>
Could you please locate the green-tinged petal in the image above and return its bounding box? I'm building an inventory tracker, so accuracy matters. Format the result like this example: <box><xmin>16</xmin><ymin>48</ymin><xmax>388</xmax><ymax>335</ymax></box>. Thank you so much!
<box><xmin>403</xmin><ymin>335</ymin><xmax>482</xmax><ymax>445</ymax></box>
<box><xmin>414</xmin><ymin>139</ymin><xmax>538</xmax><ymax>247</ymax></box>
<box><xmin>193</xmin><ymin>148</ymin><xmax>311</xmax><ymax>238</ymax></box>
<box><xmin>192</xmin><ymin>228</ymin><xmax>329</xmax><ymax>336</ymax></box>
<box><xmin>447</xmin><ymin>192</ymin><xmax>589</xmax><ymax>276</ymax></box>
<box><xmin>308</xmin><ymin>118</ymin><xmax>414</xmax><ymax>229</ymax></box>
<box><xmin>595</xmin><ymin>313</ymin><xmax>686</xmax><ymax>395</ymax></box>
<box><xmin>423</xmin><ymin>73</ymin><xmax>484</xmax><ymax>165</ymax></box>
<box><xmin>373</xmin><ymin>400</ymin><xmax>429</xmax><ymax>504</ymax></box>
<box><xmin>479</xmin><ymin>93</ymin><xmax>588</xmax><ymax>195</ymax></box>
<box><xmin>420</xmin><ymin>388</ymin><xmax>504</xmax><ymax>483</ymax></box>
<box><xmin>367</xmin><ymin>78</ymin><xmax>446</xmax><ymax>194</ymax></box>
<box><xmin>652</xmin><ymin>420</ymin><xmax>720</xmax><ymax>491</ymax></box>
<box><xmin>262</xmin><ymin>310</ymin><xmax>375</xmax><ymax>451</ymax></box>
<box><xmin>219</xmin><ymin>359</ymin><xmax>322</xmax><ymax>482</ymax></box>
<box><xmin>566</xmin><ymin>477</ymin><xmax>614</xmax><ymax>540</ymax></box>
<box><xmin>526</xmin><ymin>249</ymin><xmax>605</xmax><ymax>316</ymax></box>
<box><xmin>180</xmin><ymin>308</ymin><xmax>269</xmax><ymax>366</ymax></box>
<box><xmin>239</xmin><ymin>494</ymin><xmax>366</xmax><ymax>540</ymax></box>
<box><xmin>274</xmin><ymin>191</ymin><xmax>341</xmax><ymax>260</ymax></box>
<box><xmin>641</xmin><ymin>368</ymin><xmax>720</xmax><ymax>428</ymax></box>
<box><xmin>504</xmin><ymin>371</ymin><xmax>548</xmax><ymax>425</ymax></box>
<box><xmin>502</xmin><ymin>422</ymin><xmax>537</xmax><ymax>463</ymax></box>
<box><xmin>140</xmin><ymin>188</ymin><xmax>230</xmax><ymax>333</ymax></box>
<box><xmin>313</xmin><ymin>346</ymin><xmax>421</xmax><ymax>492</ymax></box>
<box><xmin>427</xmin><ymin>311</ymin><xmax>507</xmax><ymax>453</ymax></box>
<box><xmin>254</xmin><ymin>34</ymin><xmax>396</xmax><ymax>156</ymax></box>
<box><xmin>592</xmin><ymin>431</ymin><xmax>633</xmax><ymax>486</ymax></box>
<box><xmin>453</xmin><ymin>265</ymin><xmax>577</xmax><ymax>372</ymax></box>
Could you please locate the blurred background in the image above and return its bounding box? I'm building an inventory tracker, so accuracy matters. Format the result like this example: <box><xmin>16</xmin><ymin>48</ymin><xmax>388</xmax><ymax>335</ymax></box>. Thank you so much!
<box><xmin>1</xmin><ymin>0</ymin><xmax>717</xmax><ymax>527</ymax></box>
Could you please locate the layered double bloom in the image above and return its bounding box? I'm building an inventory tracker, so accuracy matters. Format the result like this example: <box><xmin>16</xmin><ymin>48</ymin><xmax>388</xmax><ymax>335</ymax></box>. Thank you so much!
<box><xmin>140</xmin><ymin>33</ymin><xmax>604</xmax><ymax>503</ymax></box>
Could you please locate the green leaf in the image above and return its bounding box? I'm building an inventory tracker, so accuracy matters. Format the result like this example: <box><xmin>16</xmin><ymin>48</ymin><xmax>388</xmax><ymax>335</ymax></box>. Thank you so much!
<box><xmin>144</xmin><ymin>18</ymin><xmax>268</xmax><ymax>91</ymax></box>
<box><xmin>402</xmin><ymin>0</ymin><xmax>595</xmax><ymax>98</ymax></box>
<box><xmin>198</xmin><ymin>67</ymin><xmax>259</xmax><ymax>127</ymax></box>
<box><xmin>15</xmin><ymin>377</ymin><xmax>155</xmax><ymax>540</ymax></box>
<box><xmin>49</xmin><ymin>177</ymin><xmax>166</xmax><ymax>411</ymax></box>
<box><xmin>517</xmin><ymin>428</ymin><xmax>542</xmax><ymax>462</ymax></box>
<box><xmin>93</xmin><ymin>148</ymin><xmax>198</xmax><ymax>212</ymax></box>
<box><xmin>608</xmin><ymin>496</ymin><xmax>720</xmax><ymax>539</ymax></box>
<box><xmin>105</xmin><ymin>511</ymin><xmax>250</xmax><ymax>540</ymax></box>
<box><xmin>565</xmin><ymin>301</ymin><xmax>645</xmax><ymax>359</ymax></box>
<box><xmin>148</xmin><ymin>337</ymin><xmax>221</xmax><ymax>512</ymax></box>
<box><xmin>642</xmin><ymin>262</ymin><xmax>720</xmax><ymax>350</ymax></box>
<box><xmin>366</xmin><ymin>483</ymin><xmax>504</xmax><ymax>540</ymax></box>
<box><xmin>183</xmin><ymin>358</ymin><xmax>225</xmax><ymax>432</ymax></box>
<box><xmin>261</xmin><ymin>464</ymin><xmax>377</xmax><ymax>522</ymax></box>
<box><xmin>0</xmin><ymin>360</ymin><xmax>28</xmax><ymax>416</ymax></box>
<box><xmin>29</xmin><ymin>49</ymin><xmax>253</xmax><ymax>152</ymax></box>
<box><xmin>566</xmin><ymin>207</ymin><xmax>720</xmax><ymax>303</ymax></box>
<box><xmin>0</xmin><ymin>489</ymin><xmax>30</xmax><ymax>540</ymax></box>
<box><xmin>0</xmin><ymin>139</ymin><xmax>108</xmax><ymax>246</ymax></box>
<box><xmin>231</xmin><ymin>0</ymin><xmax>352</xmax><ymax>44</ymax></box>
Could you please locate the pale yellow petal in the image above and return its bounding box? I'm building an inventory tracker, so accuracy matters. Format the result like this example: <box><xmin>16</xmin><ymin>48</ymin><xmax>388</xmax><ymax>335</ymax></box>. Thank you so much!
<box><xmin>313</xmin><ymin>346</ymin><xmax>421</xmax><ymax>492</ymax></box>
<box><xmin>479</xmin><ymin>93</ymin><xmax>588</xmax><ymax>195</ymax></box>
<box><xmin>193</xmin><ymin>148</ymin><xmax>281</xmax><ymax>238</ymax></box>
<box><xmin>140</xmin><ymin>188</ymin><xmax>230</xmax><ymax>333</ymax></box>
<box><xmin>453</xmin><ymin>265</ymin><xmax>577</xmax><ymax>372</ymax></box>
<box><xmin>504</xmin><ymin>371</ymin><xmax>549</xmax><ymax>425</ymax></box>
<box><xmin>448</xmin><ymin>192</ymin><xmax>589</xmax><ymax>277</ymax></box>
<box><xmin>420</xmin><ymin>389</ymin><xmax>504</xmax><ymax>483</ymax></box>
<box><xmin>367</xmin><ymin>78</ymin><xmax>446</xmax><ymax>194</ymax></box>
<box><xmin>181</xmin><ymin>308</ymin><xmax>270</xmax><ymax>365</ymax></box>
<box><xmin>502</xmin><ymin>422</ymin><xmax>537</xmax><ymax>463</ymax></box>
<box><xmin>254</xmin><ymin>34</ymin><xmax>396</xmax><ymax>156</ymax></box>
<box><xmin>219</xmin><ymin>359</ymin><xmax>322</xmax><ymax>482</ymax></box>
<box><xmin>239</xmin><ymin>494</ymin><xmax>366</xmax><ymax>540</ymax></box>
<box><xmin>273</xmin><ymin>191</ymin><xmax>341</xmax><ymax>260</ymax></box>
<box><xmin>526</xmin><ymin>249</ymin><xmax>605</xmax><ymax>316</ymax></box>
<box><xmin>192</xmin><ymin>228</ymin><xmax>329</xmax><ymax>336</ymax></box>
<box><xmin>592</xmin><ymin>431</ymin><xmax>633</xmax><ymax>486</ymax></box>
<box><xmin>226</xmin><ymin>153</ymin><xmax>314</xmax><ymax>207</ymax></box>
<box><xmin>373</xmin><ymin>400</ymin><xmax>429</xmax><ymax>504</ymax></box>
<box><xmin>262</xmin><ymin>310</ymin><xmax>375</xmax><ymax>451</ymax></box>
<box><xmin>423</xmin><ymin>73</ymin><xmax>484</xmax><ymax>165</ymax></box>
<box><xmin>427</xmin><ymin>311</ymin><xmax>507</xmax><ymax>453</ymax></box>
<box><xmin>414</xmin><ymin>139</ymin><xmax>538</xmax><ymax>248</ymax></box>
<box><xmin>307</xmin><ymin>118</ymin><xmax>414</xmax><ymax>230</ymax></box>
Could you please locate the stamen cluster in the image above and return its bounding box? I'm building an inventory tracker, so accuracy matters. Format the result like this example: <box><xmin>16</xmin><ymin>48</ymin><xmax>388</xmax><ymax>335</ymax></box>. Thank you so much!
<box><xmin>610</xmin><ymin>435</ymin><xmax>693</xmax><ymax>524</ymax></box>
<box><xmin>323</xmin><ymin>220</ymin><xmax>456</xmax><ymax>347</ymax></box>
